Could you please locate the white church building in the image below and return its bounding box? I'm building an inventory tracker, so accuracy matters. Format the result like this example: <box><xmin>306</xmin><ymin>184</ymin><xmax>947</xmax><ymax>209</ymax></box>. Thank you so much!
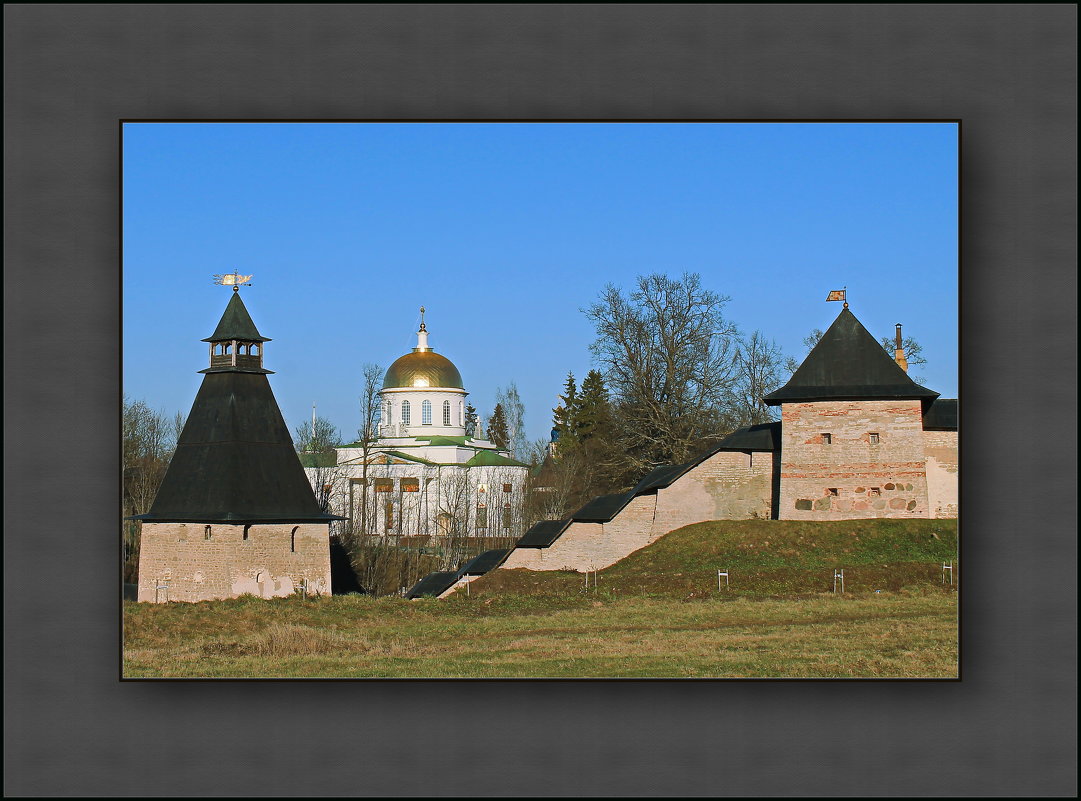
<box><xmin>305</xmin><ymin>314</ymin><xmax>529</xmax><ymax>540</ymax></box>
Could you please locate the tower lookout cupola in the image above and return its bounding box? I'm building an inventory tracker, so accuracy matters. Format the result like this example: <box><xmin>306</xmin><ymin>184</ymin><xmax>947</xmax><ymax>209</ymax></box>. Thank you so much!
<box><xmin>200</xmin><ymin>287</ymin><xmax>272</xmax><ymax>374</ymax></box>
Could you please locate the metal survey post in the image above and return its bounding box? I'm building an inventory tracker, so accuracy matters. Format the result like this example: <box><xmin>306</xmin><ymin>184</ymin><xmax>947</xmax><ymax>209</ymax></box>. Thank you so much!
<box><xmin>942</xmin><ymin>561</ymin><xmax>953</xmax><ymax>585</ymax></box>
<box><xmin>717</xmin><ymin>568</ymin><xmax>729</xmax><ymax>591</ymax></box>
<box><xmin>833</xmin><ymin>568</ymin><xmax>845</xmax><ymax>594</ymax></box>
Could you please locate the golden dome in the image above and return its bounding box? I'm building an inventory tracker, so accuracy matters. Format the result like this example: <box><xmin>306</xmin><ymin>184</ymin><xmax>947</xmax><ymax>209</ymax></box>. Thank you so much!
<box><xmin>382</xmin><ymin>349</ymin><xmax>464</xmax><ymax>389</ymax></box>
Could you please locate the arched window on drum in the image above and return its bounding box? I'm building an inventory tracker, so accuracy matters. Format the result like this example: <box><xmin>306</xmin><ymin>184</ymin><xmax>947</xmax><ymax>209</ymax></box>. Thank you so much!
<box><xmin>422</xmin><ymin>399</ymin><xmax>432</xmax><ymax>425</ymax></box>
<box><xmin>442</xmin><ymin>400</ymin><xmax>451</xmax><ymax>426</ymax></box>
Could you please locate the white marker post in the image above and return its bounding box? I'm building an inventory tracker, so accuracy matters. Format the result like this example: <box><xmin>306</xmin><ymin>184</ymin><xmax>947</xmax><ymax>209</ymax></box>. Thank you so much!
<box><xmin>942</xmin><ymin>562</ymin><xmax>954</xmax><ymax>585</ymax></box>
<box><xmin>833</xmin><ymin>568</ymin><xmax>845</xmax><ymax>594</ymax></box>
<box><xmin>717</xmin><ymin>569</ymin><xmax>729</xmax><ymax>591</ymax></box>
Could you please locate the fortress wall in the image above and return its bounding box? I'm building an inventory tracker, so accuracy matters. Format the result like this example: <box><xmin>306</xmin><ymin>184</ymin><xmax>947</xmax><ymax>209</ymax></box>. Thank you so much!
<box><xmin>136</xmin><ymin>522</ymin><xmax>331</xmax><ymax>603</ymax></box>
<box><xmin>779</xmin><ymin>400</ymin><xmax>930</xmax><ymax>520</ymax></box>
<box><xmin>923</xmin><ymin>429</ymin><xmax>959</xmax><ymax>519</ymax></box>
<box><xmin>499</xmin><ymin>495</ymin><xmax>660</xmax><ymax>573</ymax></box>
<box><xmin>652</xmin><ymin>450</ymin><xmax>775</xmax><ymax>535</ymax></box>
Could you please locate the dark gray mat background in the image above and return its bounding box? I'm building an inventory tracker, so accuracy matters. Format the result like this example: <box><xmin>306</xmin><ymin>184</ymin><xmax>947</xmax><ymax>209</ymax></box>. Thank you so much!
<box><xmin>5</xmin><ymin>5</ymin><xmax>1076</xmax><ymax>798</ymax></box>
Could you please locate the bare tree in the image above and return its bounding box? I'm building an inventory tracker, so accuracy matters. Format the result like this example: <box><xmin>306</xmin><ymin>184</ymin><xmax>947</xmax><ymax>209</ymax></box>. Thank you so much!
<box><xmin>334</xmin><ymin>363</ymin><xmax>385</xmax><ymax>552</ymax></box>
<box><xmin>727</xmin><ymin>330</ymin><xmax>788</xmax><ymax>426</ymax></box>
<box><xmin>294</xmin><ymin>416</ymin><xmax>340</xmax><ymax>454</ymax></box>
<box><xmin>122</xmin><ymin>396</ymin><xmax>181</xmax><ymax>583</ymax></box>
<box><xmin>495</xmin><ymin>382</ymin><xmax>527</xmax><ymax>460</ymax></box>
<box><xmin>584</xmin><ymin>272</ymin><xmax>740</xmax><ymax>479</ymax></box>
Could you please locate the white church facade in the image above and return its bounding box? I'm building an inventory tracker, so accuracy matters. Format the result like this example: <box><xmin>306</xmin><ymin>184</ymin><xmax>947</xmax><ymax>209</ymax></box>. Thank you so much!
<box><xmin>305</xmin><ymin>315</ymin><xmax>529</xmax><ymax>540</ymax></box>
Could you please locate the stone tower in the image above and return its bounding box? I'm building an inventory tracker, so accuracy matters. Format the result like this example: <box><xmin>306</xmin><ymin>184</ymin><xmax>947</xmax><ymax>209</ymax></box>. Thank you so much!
<box><xmin>133</xmin><ymin>288</ymin><xmax>339</xmax><ymax>603</ymax></box>
<box><xmin>763</xmin><ymin>306</ymin><xmax>940</xmax><ymax>520</ymax></box>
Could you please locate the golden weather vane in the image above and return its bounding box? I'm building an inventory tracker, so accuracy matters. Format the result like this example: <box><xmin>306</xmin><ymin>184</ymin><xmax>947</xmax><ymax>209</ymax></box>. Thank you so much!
<box><xmin>213</xmin><ymin>270</ymin><xmax>254</xmax><ymax>291</ymax></box>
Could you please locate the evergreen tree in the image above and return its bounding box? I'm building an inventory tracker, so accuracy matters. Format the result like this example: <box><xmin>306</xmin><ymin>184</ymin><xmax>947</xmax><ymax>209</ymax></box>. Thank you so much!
<box><xmin>464</xmin><ymin>403</ymin><xmax>478</xmax><ymax>437</ymax></box>
<box><xmin>552</xmin><ymin>372</ymin><xmax>579</xmax><ymax>446</ymax></box>
<box><xmin>488</xmin><ymin>403</ymin><xmax>510</xmax><ymax>450</ymax></box>
<box><xmin>575</xmin><ymin>369</ymin><xmax>611</xmax><ymax>443</ymax></box>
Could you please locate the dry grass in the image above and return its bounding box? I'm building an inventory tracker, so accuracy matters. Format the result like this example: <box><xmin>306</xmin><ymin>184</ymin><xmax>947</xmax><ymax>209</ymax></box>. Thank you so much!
<box><xmin>123</xmin><ymin>519</ymin><xmax>958</xmax><ymax>679</ymax></box>
<box><xmin>124</xmin><ymin>591</ymin><xmax>957</xmax><ymax>678</ymax></box>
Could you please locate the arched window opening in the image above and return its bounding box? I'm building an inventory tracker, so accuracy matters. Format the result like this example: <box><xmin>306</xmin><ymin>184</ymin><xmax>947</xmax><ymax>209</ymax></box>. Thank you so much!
<box><xmin>401</xmin><ymin>400</ymin><xmax>411</xmax><ymax>425</ymax></box>
<box><xmin>384</xmin><ymin>501</ymin><xmax>395</xmax><ymax>531</ymax></box>
<box><xmin>421</xmin><ymin>400</ymin><xmax>432</xmax><ymax>425</ymax></box>
<box><xmin>243</xmin><ymin>524</ymin><xmax>251</xmax><ymax>541</ymax></box>
<box><xmin>223</xmin><ymin>343</ymin><xmax>232</xmax><ymax>355</ymax></box>
<box><xmin>290</xmin><ymin>526</ymin><xmax>299</xmax><ymax>552</ymax></box>
<box><xmin>502</xmin><ymin>505</ymin><xmax>513</xmax><ymax>529</ymax></box>
<box><xmin>442</xmin><ymin>400</ymin><xmax>451</xmax><ymax>426</ymax></box>
<box><xmin>253</xmin><ymin>343</ymin><xmax>260</xmax><ymax>356</ymax></box>
<box><xmin>458</xmin><ymin>401</ymin><xmax>464</xmax><ymax>426</ymax></box>
<box><xmin>204</xmin><ymin>525</ymin><xmax>212</xmax><ymax>540</ymax></box>
<box><xmin>476</xmin><ymin>503</ymin><xmax>488</xmax><ymax>530</ymax></box>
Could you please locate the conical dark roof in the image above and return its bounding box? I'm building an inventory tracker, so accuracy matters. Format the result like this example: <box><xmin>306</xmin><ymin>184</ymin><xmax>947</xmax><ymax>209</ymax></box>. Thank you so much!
<box><xmin>133</xmin><ymin>372</ymin><xmax>339</xmax><ymax>523</ymax></box>
<box><xmin>201</xmin><ymin>291</ymin><xmax>270</xmax><ymax>342</ymax></box>
<box><xmin>764</xmin><ymin>307</ymin><xmax>939</xmax><ymax>405</ymax></box>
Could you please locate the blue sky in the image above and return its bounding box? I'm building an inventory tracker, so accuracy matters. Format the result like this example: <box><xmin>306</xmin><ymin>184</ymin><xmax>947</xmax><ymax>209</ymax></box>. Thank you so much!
<box><xmin>123</xmin><ymin>122</ymin><xmax>958</xmax><ymax>445</ymax></box>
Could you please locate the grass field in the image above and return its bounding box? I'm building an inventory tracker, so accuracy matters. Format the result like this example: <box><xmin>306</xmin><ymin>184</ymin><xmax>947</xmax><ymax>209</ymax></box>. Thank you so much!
<box><xmin>123</xmin><ymin>519</ymin><xmax>958</xmax><ymax>678</ymax></box>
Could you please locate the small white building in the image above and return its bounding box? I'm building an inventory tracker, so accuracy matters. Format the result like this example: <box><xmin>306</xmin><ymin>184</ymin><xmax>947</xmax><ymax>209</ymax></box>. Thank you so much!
<box><xmin>307</xmin><ymin>316</ymin><xmax>529</xmax><ymax>539</ymax></box>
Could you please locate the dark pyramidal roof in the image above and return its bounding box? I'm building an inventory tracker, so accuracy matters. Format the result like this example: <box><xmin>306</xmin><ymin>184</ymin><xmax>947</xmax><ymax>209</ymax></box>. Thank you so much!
<box><xmin>764</xmin><ymin>307</ymin><xmax>938</xmax><ymax>405</ymax></box>
<box><xmin>135</xmin><ymin>294</ymin><xmax>336</xmax><ymax>524</ymax></box>
<box><xmin>202</xmin><ymin>290</ymin><xmax>270</xmax><ymax>342</ymax></box>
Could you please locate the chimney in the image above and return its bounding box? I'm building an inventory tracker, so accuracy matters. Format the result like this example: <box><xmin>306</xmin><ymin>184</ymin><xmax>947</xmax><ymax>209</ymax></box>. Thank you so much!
<box><xmin>894</xmin><ymin>323</ymin><xmax>909</xmax><ymax>372</ymax></box>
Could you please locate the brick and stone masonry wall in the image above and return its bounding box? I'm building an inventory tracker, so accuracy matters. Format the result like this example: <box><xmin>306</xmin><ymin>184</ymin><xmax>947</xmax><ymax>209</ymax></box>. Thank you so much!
<box><xmin>779</xmin><ymin>400</ymin><xmax>930</xmax><ymax>520</ymax></box>
<box><xmin>652</xmin><ymin>450</ymin><xmax>775</xmax><ymax>535</ymax></box>
<box><xmin>498</xmin><ymin>450</ymin><xmax>775</xmax><ymax>574</ymax></box>
<box><xmin>923</xmin><ymin>429</ymin><xmax>958</xmax><ymax>518</ymax></box>
<box><xmin>136</xmin><ymin>522</ymin><xmax>332</xmax><ymax>603</ymax></box>
<box><xmin>499</xmin><ymin>497</ymin><xmax>656</xmax><ymax>573</ymax></box>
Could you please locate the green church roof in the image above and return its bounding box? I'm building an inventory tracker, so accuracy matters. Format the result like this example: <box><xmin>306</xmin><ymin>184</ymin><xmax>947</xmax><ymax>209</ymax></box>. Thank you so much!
<box><xmin>463</xmin><ymin>450</ymin><xmax>528</xmax><ymax>468</ymax></box>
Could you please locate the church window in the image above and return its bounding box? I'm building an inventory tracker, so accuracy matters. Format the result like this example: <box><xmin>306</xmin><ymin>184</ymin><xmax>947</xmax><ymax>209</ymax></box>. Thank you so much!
<box><xmin>401</xmin><ymin>400</ymin><xmax>410</xmax><ymax>425</ymax></box>
<box><xmin>291</xmin><ymin>526</ymin><xmax>299</xmax><ymax>552</ymax></box>
<box><xmin>204</xmin><ymin>525</ymin><xmax>212</xmax><ymax>540</ymax></box>
<box><xmin>422</xmin><ymin>400</ymin><xmax>432</xmax><ymax>425</ymax></box>
<box><xmin>243</xmin><ymin>524</ymin><xmax>251</xmax><ymax>541</ymax></box>
<box><xmin>502</xmin><ymin>505</ymin><xmax>512</xmax><ymax>529</ymax></box>
<box><xmin>374</xmin><ymin>478</ymin><xmax>394</xmax><ymax>493</ymax></box>
<box><xmin>384</xmin><ymin>501</ymin><xmax>395</xmax><ymax>530</ymax></box>
<box><xmin>827</xmin><ymin>488</ymin><xmax>839</xmax><ymax>497</ymax></box>
<box><xmin>401</xmin><ymin>478</ymin><xmax>419</xmax><ymax>493</ymax></box>
<box><xmin>252</xmin><ymin>343</ymin><xmax>260</xmax><ymax>356</ymax></box>
<box><xmin>869</xmin><ymin>432</ymin><xmax>880</xmax><ymax>444</ymax></box>
<box><xmin>443</xmin><ymin>400</ymin><xmax>451</xmax><ymax>426</ymax></box>
<box><xmin>458</xmin><ymin>401</ymin><xmax>464</xmax><ymax>426</ymax></box>
<box><xmin>821</xmin><ymin>433</ymin><xmax>832</xmax><ymax>444</ymax></box>
<box><xmin>476</xmin><ymin>504</ymin><xmax>488</xmax><ymax>529</ymax></box>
